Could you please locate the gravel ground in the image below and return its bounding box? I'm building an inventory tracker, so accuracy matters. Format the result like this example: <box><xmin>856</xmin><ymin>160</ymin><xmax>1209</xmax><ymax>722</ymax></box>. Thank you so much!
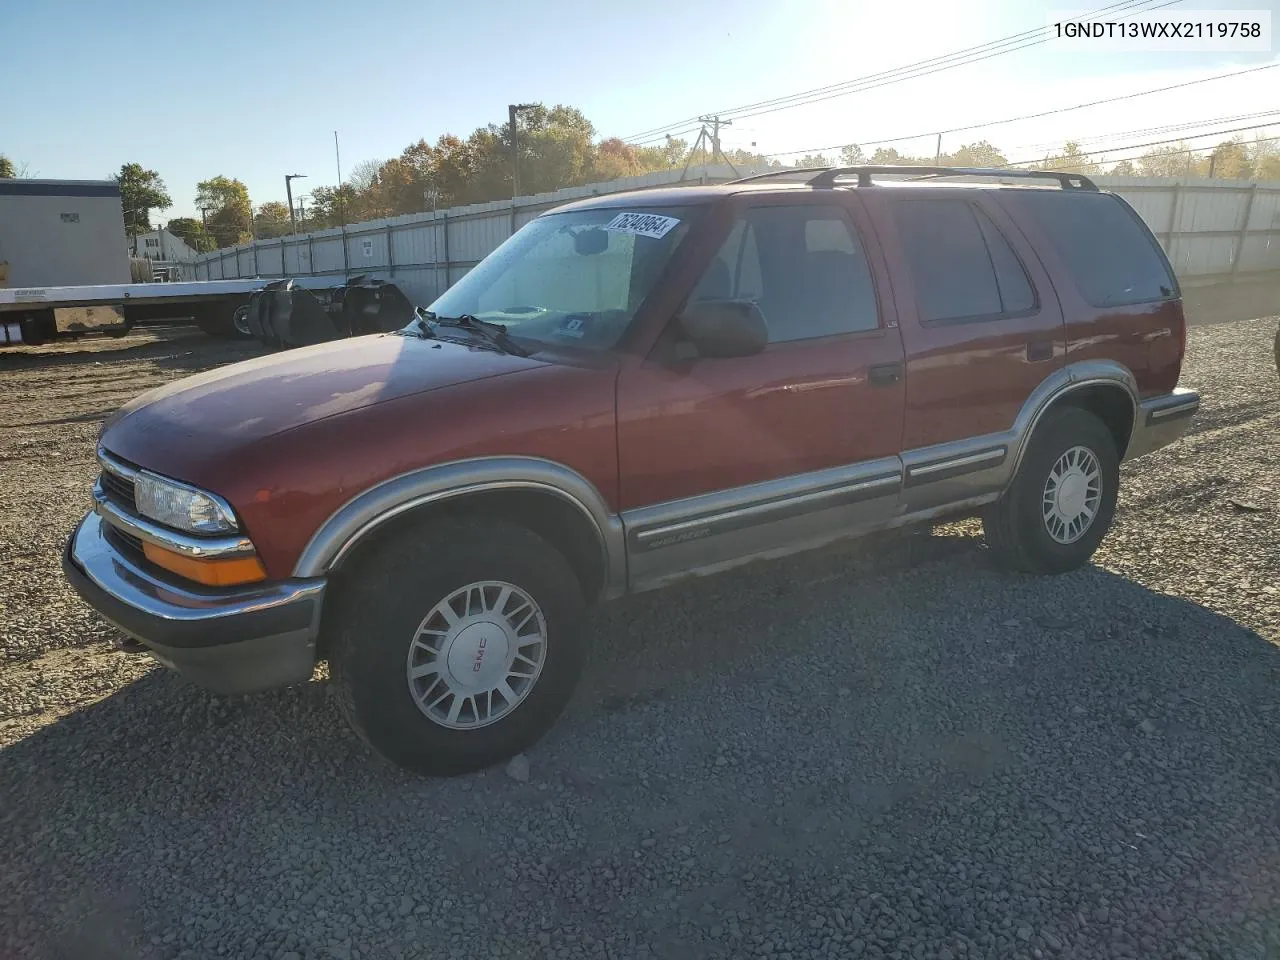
<box><xmin>1</xmin><ymin>317</ymin><xmax>1278</xmax><ymax>960</ymax></box>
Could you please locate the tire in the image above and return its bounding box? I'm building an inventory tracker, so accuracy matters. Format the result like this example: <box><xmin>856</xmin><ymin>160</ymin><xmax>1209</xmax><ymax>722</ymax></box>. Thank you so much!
<box><xmin>329</xmin><ymin>516</ymin><xmax>587</xmax><ymax>776</ymax></box>
<box><xmin>983</xmin><ymin>406</ymin><xmax>1119</xmax><ymax>574</ymax></box>
<box><xmin>195</xmin><ymin>302</ymin><xmax>253</xmax><ymax>340</ymax></box>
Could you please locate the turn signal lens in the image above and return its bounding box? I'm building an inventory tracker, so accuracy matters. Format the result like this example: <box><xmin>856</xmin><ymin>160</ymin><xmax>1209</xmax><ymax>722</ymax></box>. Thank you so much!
<box><xmin>142</xmin><ymin>543</ymin><xmax>267</xmax><ymax>587</ymax></box>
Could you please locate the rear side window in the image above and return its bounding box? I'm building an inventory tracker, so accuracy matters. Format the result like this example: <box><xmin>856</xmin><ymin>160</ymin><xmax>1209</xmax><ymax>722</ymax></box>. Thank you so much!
<box><xmin>1016</xmin><ymin>192</ymin><xmax>1175</xmax><ymax>307</ymax></box>
<box><xmin>892</xmin><ymin>199</ymin><xmax>1035</xmax><ymax>323</ymax></box>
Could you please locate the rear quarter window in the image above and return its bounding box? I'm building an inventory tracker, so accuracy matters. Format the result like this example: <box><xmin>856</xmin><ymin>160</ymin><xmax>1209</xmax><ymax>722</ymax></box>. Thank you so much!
<box><xmin>1014</xmin><ymin>192</ymin><xmax>1176</xmax><ymax>308</ymax></box>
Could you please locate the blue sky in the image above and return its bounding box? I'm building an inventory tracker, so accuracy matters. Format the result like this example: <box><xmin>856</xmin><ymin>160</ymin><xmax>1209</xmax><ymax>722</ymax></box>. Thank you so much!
<box><xmin>3</xmin><ymin>0</ymin><xmax>1277</xmax><ymax>219</ymax></box>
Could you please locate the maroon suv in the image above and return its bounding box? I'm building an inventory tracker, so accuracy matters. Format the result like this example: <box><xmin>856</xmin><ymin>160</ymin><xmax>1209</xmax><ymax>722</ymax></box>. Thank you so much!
<box><xmin>65</xmin><ymin>166</ymin><xmax>1200</xmax><ymax>775</ymax></box>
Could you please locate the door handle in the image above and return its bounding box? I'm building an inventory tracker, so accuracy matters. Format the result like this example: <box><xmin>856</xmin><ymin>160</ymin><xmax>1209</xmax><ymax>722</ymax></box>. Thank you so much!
<box><xmin>1026</xmin><ymin>340</ymin><xmax>1054</xmax><ymax>362</ymax></box>
<box><xmin>868</xmin><ymin>362</ymin><xmax>903</xmax><ymax>387</ymax></box>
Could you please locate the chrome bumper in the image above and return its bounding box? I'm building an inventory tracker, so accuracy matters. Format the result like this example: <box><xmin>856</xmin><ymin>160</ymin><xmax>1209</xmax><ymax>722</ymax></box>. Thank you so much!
<box><xmin>1126</xmin><ymin>387</ymin><xmax>1200</xmax><ymax>460</ymax></box>
<box><xmin>63</xmin><ymin>512</ymin><xmax>325</xmax><ymax>694</ymax></box>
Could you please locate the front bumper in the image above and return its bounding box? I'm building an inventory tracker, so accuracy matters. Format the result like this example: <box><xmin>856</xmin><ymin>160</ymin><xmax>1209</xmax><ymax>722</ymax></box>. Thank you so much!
<box><xmin>63</xmin><ymin>512</ymin><xmax>325</xmax><ymax>694</ymax></box>
<box><xmin>1125</xmin><ymin>387</ymin><xmax>1200</xmax><ymax>460</ymax></box>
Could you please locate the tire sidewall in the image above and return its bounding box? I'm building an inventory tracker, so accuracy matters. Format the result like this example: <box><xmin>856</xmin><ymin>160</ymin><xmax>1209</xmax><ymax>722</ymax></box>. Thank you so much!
<box><xmin>1011</xmin><ymin>409</ymin><xmax>1119</xmax><ymax>573</ymax></box>
<box><xmin>334</xmin><ymin>521</ymin><xmax>585</xmax><ymax>775</ymax></box>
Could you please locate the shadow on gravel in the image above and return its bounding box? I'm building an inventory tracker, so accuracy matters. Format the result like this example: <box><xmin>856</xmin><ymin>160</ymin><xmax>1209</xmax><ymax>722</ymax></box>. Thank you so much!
<box><xmin>0</xmin><ymin>329</ymin><xmax>262</xmax><ymax>374</ymax></box>
<box><xmin>3</xmin><ymin>537</ymin><xmax>1279</xmax><ymax>959</ymax></box>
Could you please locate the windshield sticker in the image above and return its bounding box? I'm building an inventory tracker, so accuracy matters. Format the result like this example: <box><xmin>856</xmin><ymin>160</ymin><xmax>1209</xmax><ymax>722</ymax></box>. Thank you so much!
<box><xmin>604</xmin><ymin>212</ymin><xmax>681</xmax><ymax>240</ymax></box>
<box><xmin>554</xmin><ymin>316</ymin><xmax>588</xmax><ymax>339</ymax></box>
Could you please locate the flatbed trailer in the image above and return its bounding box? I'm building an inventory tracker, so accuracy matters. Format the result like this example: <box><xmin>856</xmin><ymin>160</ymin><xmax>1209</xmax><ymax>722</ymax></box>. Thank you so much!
<box><xmin>0</xmin><ymin>276</ymin><xmax>339</xmax><ymax>345</ymax></box>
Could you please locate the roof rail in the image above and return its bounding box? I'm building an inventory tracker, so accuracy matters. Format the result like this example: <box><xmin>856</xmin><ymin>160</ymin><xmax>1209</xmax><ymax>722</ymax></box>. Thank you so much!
<box><xmin>807</xmin><ymin>165</ymin><xmax>1099</xmax><ymax>191</ymax></box>
<box><xmin>727</xmin><ymin>166</ymin><xmax>831</xmax><ymax>184</ymax></box>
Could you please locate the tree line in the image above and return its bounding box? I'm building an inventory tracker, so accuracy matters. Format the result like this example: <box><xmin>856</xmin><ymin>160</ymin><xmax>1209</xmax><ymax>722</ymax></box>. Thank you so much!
<box><xmin>6</xmin><ymin>103</ymin><xmax>1279</xmax><ymax>253</ymax></box>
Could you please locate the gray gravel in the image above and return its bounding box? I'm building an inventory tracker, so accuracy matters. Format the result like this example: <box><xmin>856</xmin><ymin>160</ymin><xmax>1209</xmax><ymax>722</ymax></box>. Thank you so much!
<box><xmin>2</xmin><ymin>317</ymin><xmax>1279</xmax><ymax>960</ymax></box>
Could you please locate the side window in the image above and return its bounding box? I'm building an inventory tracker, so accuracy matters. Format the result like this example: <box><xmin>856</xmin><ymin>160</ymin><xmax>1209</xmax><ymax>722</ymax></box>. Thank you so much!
<box><xmin>893</xmin><ymin>199</ymin><xmax>1003</xmax><ymax>322</ymax></box>
<box><xmin>688</xmin><ymin>205</ymin><xmax>879</xmax><ymax>343</ymax></box>
<box><xmin>1016</xmin><ymin>192</ymin><xmax>1175</xmax><ymax>307</ymax></box>
<box><xmin>974</xmin><ymin>206</ymin><xmax>1036</xmax><ymax>314</ymax></box>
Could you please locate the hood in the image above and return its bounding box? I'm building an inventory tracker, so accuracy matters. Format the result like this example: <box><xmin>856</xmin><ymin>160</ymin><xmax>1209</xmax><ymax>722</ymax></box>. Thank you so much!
<box><xmin>101</xmin><ymin>333</ymin><xmax>546</xmax><ymax>477</ymax></box>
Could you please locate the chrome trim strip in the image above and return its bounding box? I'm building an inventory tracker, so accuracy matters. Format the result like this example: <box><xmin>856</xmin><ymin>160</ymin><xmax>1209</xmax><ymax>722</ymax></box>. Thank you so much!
<box><xmin>1146</xmin><ymin>392</ymin><xmax>1199</xmax><ymax>421</ymax></box>
<box><xmin>294</xmin><ymin>457</ymin><xmax>624</xmax><ymax>598</ymax></box>
<box><xmin>96</xmin><ymin>445</ymin><xmax>140</xmax><ymax>483</ymax></box>
<box><xmin>633</xmin><ymin>472</ymin><xmax>900</xmax><ymax>550</ymax></box>
<box><xmin>93</xmin><ymin>483</ymin><xmax>256</xmax><ymax>559</ymax></box>
<box><xmin>906</xmin><ymin>447</ymin><xmax>1006</xmax><ymax>480</ymax></box>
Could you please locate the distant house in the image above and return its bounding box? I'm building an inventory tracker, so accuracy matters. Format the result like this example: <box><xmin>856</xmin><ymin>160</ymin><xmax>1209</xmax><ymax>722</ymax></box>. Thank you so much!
<box><xmin>132</xmin><ymin>227</ymin><xmax>198</xmax><ymax>263</ymax></box>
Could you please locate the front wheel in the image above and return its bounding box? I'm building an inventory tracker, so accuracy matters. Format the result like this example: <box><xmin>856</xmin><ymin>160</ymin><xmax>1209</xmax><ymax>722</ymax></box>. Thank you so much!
<box><xmin>984</xmin><ymin>407</ymin><xmax>1119</xmax><ymax>574</ymax></box>
<box><xmin>329</xmin><ymin>516</ymin><xmax>587</xmax><ymax>776</ymax></box>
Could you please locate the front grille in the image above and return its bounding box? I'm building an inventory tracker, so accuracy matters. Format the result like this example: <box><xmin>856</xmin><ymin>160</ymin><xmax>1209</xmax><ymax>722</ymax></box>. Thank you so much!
<box><xmin>99</xmin><ymin>469</ymin><xmax>136</xmax><ymax>509</ymax></box>
<box><xmin>103</xmin><ymin>523</ymin><xmax>146</xmax><ymax>563</ymax></box>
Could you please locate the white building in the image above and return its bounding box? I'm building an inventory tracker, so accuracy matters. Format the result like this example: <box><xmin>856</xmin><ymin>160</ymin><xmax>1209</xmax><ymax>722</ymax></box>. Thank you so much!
<box><xmin>133</xmin><ymin>227</ymin><xmax>198</xmax><ymax>263</ymax></box>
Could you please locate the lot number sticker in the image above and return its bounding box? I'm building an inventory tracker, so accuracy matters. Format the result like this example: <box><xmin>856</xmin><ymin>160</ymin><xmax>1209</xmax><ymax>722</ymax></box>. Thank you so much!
<box><xmin>605</xmin><ymin>212</ymin><xmax>681</xmax><ymax>240</ymax></box>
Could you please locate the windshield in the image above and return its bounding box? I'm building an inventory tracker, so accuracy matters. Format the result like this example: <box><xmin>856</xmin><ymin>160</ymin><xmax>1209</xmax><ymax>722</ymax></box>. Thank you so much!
<box><xmin>423</xmin><ymin>205</ymin><xmax>698</xmax><ymax>351</ymax></box>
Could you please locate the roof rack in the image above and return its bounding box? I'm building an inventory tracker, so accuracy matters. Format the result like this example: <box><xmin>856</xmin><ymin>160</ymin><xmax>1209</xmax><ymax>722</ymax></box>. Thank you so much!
<box><xmin>727</xmin><ymin>167</ymin><xmax>832</xmax><ymax>184</ymax></box>
<box><xmin>807</xmin><ymin>165</ymin><xmax>1098</xmax><ymax>191</ymax></box>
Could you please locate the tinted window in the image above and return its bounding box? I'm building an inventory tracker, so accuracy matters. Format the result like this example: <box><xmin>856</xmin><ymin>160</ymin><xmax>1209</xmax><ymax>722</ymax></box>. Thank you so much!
<box><xmin>974</xmin><ymin>207</ymin><xmax>1035</xmax><ymax>314</ymax></box>
<box><xmin>1016</xmin><ymin>192</ymin><xmax>1175</xmax><ymax>307</ymax></box>
<box><xmin>690</xmin><ymin>205</ymin><xmax>878</xmax><ymax>342</ymax></box>
<box><xmin>894</xmin><ymin>199</ymin><xmax>1002</xmax><ymax>322</ymax></box>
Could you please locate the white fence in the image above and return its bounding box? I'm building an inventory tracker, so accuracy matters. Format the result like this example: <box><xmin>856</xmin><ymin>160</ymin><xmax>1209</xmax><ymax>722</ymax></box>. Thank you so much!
<box><xmin>189</xmin><ymin>169</ymin><xmax>1280</xmax><ymax>304</ymax></box>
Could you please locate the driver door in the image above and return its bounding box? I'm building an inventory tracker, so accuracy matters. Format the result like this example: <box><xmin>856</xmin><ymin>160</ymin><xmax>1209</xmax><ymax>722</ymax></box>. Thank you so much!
<box><xmin>616</xmin><ymin>196</ymin><xmax>907</xmax><ymax>590</ymax></box>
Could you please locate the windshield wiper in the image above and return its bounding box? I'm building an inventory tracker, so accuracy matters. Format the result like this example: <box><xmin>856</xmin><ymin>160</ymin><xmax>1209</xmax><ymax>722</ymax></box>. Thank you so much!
<box><xmin>417</xmin><ymin>310</ymin><xmax>529</xmax><ymax>357</ymax></box>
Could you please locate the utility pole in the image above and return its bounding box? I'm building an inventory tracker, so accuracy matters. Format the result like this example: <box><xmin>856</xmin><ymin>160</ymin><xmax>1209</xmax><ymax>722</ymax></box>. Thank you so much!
<box><xmin>682</xmin><ymin>116</ymin><xmax>739</xmax><ymax>181</ymax></box>
<box><xmin>935</xmin><ymin>133</ymin><xmax>943</xmax><ymax>162</ymax></box>
<box><xmin>509</xmin><ymin>103</ymin><xmax>536</xmax><ymax>198</ymax></box>
<box><xmin>285</xmin><ymin>173</ymin><xmax>307</xmax><ymax>234</ymax></box>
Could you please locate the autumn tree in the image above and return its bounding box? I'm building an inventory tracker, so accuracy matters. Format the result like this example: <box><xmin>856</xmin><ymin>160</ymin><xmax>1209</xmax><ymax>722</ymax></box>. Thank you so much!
<box><xmin>196</xmin><ymin>175</ymin><xmax>252</xmax><ymax>247</ymax></box>
<box><xmin>1136</xmin><ymin>143</ymin><xmax>1207</xmax><ymax>177</ymax></box>
<box><xmin>111</xmin><ymin>163</ymin><xmax>172</xmax><ymax>238</ymax></box>
<box><xmin>1249</xmin><ymin>136</ymin><xmax>1280</xmax><ymax>180</ymax></box>
<box><xmin>839</xmin><ymin>144</ymin><xmax>865</xmax><ymax>165</ymax></box>
<box><xmin>254</xmin><ymin>201</ymin><xmax>293</xmax><ymax>238</ymax></box>
<box><xmin>1040</xmin><ymin>141</ymin><xmax>1101</xmax><ymax>175</ymax></box>
<box><xmin>944</xmin><ymin>140</ymin><xmax>1008</xmax><ymax>167</ymax></box>
<box><xmin>1207</xmin><ymin>138</ymin><xmax>1250</xmax><ymax>178</ymax></box>
<box><xmin>1110</xmin><ymin>159</ymin><xmax>1136</xmax><ymax>175</ymax></box>
<box><xmin>0</xmin><ymin>155</ymin><xmax>14</xmax><ymax>178</ymax></box>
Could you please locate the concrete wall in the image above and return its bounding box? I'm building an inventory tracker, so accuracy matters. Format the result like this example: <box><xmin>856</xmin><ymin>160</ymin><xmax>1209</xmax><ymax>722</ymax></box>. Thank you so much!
<box><xmin>0</xmin><ymin>180</ymin><xmax>130</xmax><ymax>287</ymax></box>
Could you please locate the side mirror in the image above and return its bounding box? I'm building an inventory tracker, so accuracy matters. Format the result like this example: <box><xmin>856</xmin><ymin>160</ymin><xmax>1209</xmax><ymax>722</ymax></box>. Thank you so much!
<box><xmin>676</xmin><ymin>299</ymin><xmax>767</xmax><ymax>359</ymax></box>
<box><xmin>573</xmin><ymin>228</ymin><xmax>609</xmax><ymax>256</ymax></box>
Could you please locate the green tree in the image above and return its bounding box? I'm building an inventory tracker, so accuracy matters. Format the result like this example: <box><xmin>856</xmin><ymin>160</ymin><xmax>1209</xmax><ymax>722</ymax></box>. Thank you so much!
<box><xmin>196</xmin><ymin>175</ymin><xmax>252</xmax><ymax>247</ymax></box>
<box><xmin>254</xmin><ymin>201</ymin><xmax>293</xmax><ymax>238</ymax></box>
<box><xmin>796</xmin><ymin>153</ymin><xmax>832</xmax><ymax>168</ymax></box>
<box><xmin>0</xmin><ymin>155</ymin><xmax>14</xmax><ymax>178</ymax></box>
<box><xmin>111</xmin><ymin>162</ymin><xmax>172</xmax><ymax>238</ymax></box>
<box><xmin>869</xmin><ymin>147</ymin><xmax>924</xmax><ymax>165</ymax></box>
<box><xmin>165</xmin><ymin>216</ymin><xmax>215</xmax><ymax>253</ymax></box>
<box><xmin>1110</xmin><ymin>159</ymin><xmax>1136</xmax><ymax>176</ymax></box>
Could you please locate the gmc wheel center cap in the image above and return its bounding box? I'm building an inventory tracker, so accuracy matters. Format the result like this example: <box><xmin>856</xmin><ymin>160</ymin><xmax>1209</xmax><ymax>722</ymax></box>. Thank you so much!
<box><xmin>1057</xmin><ymin>471</ymin><xmax>1087</xmax><ymax>516</ymax></box>
<box><xmin>446</xmin><ymin>620</ymin><xmax>512</xmax><ymax>691</ymax></box>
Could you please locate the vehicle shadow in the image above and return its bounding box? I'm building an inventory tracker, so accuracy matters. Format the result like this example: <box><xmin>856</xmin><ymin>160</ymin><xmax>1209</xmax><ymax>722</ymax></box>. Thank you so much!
<box><xmin>0</xmin><ymin>327</ymin><xmax>263</xmax><ymax>374</ymax></box>
<box><xmin>2</xmin><ymin>535</ymin><xmax>1278</xmax><ymax>959</ymax></box>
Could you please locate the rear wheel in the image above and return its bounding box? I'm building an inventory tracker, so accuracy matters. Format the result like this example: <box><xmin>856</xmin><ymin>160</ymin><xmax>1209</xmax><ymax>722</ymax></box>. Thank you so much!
<box><xmin>329</xmin><ymin>516</ymin><xmax>587</xmax><ymax>776</ymax></box>
<box><xmin>984</xmin><ymin>407</ymin><xmax>1119</xmax><ymax>574</ymax></box>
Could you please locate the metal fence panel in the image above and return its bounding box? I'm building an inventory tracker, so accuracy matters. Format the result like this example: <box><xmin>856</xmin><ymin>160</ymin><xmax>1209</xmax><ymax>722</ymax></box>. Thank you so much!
<box><xmin>188</xmin><ymin>170</ymin><xmax>1280</xmax><ymax>298</ymax></box>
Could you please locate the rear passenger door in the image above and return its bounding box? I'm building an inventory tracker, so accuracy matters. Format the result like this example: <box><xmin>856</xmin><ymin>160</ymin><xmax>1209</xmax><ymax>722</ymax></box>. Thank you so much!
<box><xmin>616</xmin><ymin>196</ymin><xmax>906</xmax><ymax>589</ymax></box>
<box><xmin>867</xmin><ymin>193</ymin><xmax>1065</xmax><ymax>499</ymax></box>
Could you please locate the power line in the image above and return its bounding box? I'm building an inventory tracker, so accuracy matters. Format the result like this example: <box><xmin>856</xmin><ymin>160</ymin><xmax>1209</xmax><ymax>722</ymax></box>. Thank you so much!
<box><xmin>1000</xmin><ymin>119</ymin><xmax>1280</xmax><ymax>168</ymax></box>
<box><xmin>624</xmin><ymin>0</ymin><xmax>1174</xmax><ymax>143</ymax></box>
<box><xmin>757</xmin><ymin>61</ymin><xmax>1280</xmax><ymax>159</ymax></box>
<box><xmin>1004</xmin><ymin>108</ymin><xmax>1280</xmax><ymax>154</ymax></box>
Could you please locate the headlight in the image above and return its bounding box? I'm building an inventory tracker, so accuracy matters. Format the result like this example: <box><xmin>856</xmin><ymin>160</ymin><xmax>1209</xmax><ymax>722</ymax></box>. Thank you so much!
<box><xmin>134</xmin><ymin>472</ymin><xmax>238</xmax><ymax>535</ymax></box>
